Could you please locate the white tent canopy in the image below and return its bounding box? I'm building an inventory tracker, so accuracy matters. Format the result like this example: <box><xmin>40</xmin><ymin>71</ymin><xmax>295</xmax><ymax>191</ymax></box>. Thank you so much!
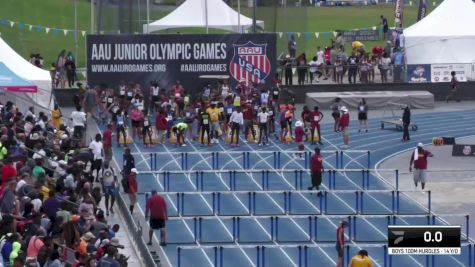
<box><xmin>143</xmin><ymin>0</ymin><xmax>264</xmax><ymax>33</ymax></box>
<box><xmin>0</xmin><ymin>36</ymin><xmax>53</xmax><ymax>113</ymax></box>
<box><xmin>404</xmin><ymin>0</ymin><xmax>475</xmax><ymax>64</ymax></box>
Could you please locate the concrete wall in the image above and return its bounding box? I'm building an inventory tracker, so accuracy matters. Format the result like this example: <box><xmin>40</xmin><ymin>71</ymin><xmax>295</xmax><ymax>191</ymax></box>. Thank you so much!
<box><xmin>55</xmin><ymin>82</ymin><xmax>475</xmax><ymax>107</ymax></box>
<box><xmin>281</xmin><ymin>82</ymin><xmax>475</xmax><ymax>103</ymax></box>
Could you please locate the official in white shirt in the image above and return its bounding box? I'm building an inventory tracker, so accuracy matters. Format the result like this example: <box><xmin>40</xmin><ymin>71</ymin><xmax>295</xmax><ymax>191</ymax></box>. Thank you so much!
<box><xmin>257</xmin><ymin>107</ymin><xmax>270</xmax><ymax>146</ymax></box>
<box><xmin>229</xmin><ymin>107</ymin><xmax>243</xmax><ymax>147</ymax></box>
<box><xmin>89</xmin><ymin>133</ymin><xmax>104</xmax><ymax>182</ymax></box>
<box><xmin>71</xmin><ymin>105</ymin><xmax>86</xmax><ymax>139</ymax></box>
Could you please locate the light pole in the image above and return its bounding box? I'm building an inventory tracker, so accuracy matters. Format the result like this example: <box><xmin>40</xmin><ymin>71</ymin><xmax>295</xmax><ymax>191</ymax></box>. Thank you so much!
<box><xmin>74</xmin><ymin>0</ymin><xmax>79</xmax><ymax>67</ymax></box>
<box><xmin>90</xmin><ymin>0</ymin><xmax>94</xmax><ymax>34</ymax></box>
<box><xmin>252</xmin><ymin>0</ymin><xmax>256</xmax><ymax>33</ymax></box>
<box><xmin>237</xmin><ymin>0</ymin><xmax>241</xmax><ymax>33</ymax></box>
<box><xmin>146</xmin><ymin>0</ymin><xmax>150</xmax><ymax>33</ymax></box>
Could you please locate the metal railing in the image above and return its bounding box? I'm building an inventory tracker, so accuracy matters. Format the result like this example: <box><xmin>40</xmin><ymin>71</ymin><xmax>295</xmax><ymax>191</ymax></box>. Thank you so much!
<box><xmin>275</xmin><ymin>62</ymin><xmax>475</xmax><ymax>85</ymax></box>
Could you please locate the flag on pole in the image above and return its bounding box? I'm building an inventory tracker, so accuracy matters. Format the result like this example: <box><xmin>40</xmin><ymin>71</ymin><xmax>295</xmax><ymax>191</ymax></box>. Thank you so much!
<box><xmin>417</xmin><ymin>0</ymin><xmax>427</xmax><ymax>21</ymax></box>
<box><xmin>394</xmin><ymin>0</ymin><xmax>405</xmax><ymax>27</ymax></box>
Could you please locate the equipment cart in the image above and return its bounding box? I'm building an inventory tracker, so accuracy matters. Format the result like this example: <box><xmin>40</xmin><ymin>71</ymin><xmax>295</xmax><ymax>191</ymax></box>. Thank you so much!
<box><xmin>380</xmin><ymin>102</ymin><xmax>418</xmax><ymax>131</ymax></box>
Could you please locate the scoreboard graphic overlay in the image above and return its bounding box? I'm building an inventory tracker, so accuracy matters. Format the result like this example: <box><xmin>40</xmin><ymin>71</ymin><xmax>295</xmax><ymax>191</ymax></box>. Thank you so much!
<box><xmin>388</xmin><ymin>225</ymin><xmax>461</xmax><ymax>255</ymax></box>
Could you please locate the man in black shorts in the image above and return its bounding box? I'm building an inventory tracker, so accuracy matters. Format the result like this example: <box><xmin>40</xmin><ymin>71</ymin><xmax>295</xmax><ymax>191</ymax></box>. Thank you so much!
<box><xmin>336</xmin><ymin>220</ymin><xmax>349</xmax><ymax>267</ymax></box>
<box><xmin>146</xmin><ymin>190</ymin><xmax>168</xmax><ymax>246</ymax></box>
<box><xmin>308</xmin><ymin>147</ymin><xmax>324</xmax><ymax>196</ymax></box>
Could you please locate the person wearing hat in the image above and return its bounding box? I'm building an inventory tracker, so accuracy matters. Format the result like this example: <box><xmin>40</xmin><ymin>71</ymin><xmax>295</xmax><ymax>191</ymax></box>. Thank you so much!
<box><xmin>294</xmin><ymin>121</ymin><xmax>305</xmax><ymax>159</ymax></box>
<box><xmin>146</xmin><ymin>190</ymin><xmax>168</xmax><ymax>246</ymax></box>
<box><xmin>127</xmin><ymin>168</ymin><xmax>139</xmax><ymax>214</ymax></box>
<box><xmin>340</xmin><ymin>106</ymin><xmax>350</xmax><ymax>149</ymax></box>
<box><xmin>79</xmin><ymin>232</ymin><xmax>95</xmax><ymax>255</ymax></box>
<box><xmin>308</xmin><ymin>147</ymin><xmax>324</xmax><ymax>196</ymax></box>
<box><xmin>336</xmin><ymin>220</ymin><xmax>349</xmax><ymax>267</ymax></box>
<box><xmin>409</xmin><ymin>143</ymin><xmax>433</xmax><ymax>190</ymax></box>
<box><xmin>109</xmin><ymin>237</ymin><xmax>124</xmax><ymax>249</ymax></box>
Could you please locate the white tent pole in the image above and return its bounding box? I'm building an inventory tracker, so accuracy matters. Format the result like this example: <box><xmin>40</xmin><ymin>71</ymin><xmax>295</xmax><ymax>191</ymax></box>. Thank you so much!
<box><xmin>237</xmin><ymin>0</ymin><xmax>241</xmax><ymax>33</ymax></box>
<box><xmin>146</xmin><ymin>0</ymin><xmax>150</xmax><ymax>34</ymax></box>
<box><xmin>205</xmin><ymin>0</ymin><xmax>209</xmax><ymax>33</ymax></box>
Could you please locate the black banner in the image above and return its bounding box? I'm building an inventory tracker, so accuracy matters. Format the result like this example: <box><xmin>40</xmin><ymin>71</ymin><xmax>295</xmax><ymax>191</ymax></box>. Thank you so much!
<box><xmin>452</xmin><ymin>144</ymin><xmax>475</xmax><ymax>157</ymax></box>
<box><xmin>87</xmin><ymin>34</ymin><xmax>276</xmax><ymax>96</ymax></box>
<box><xmin>340</xmin><ymin>29</ymin><xmax>380</xmax><ymax>42</ymax></box>
<box><xmin>417</xmin><ymin>0</ymin><xmax>427</xmax><ymax>21</ymax></box>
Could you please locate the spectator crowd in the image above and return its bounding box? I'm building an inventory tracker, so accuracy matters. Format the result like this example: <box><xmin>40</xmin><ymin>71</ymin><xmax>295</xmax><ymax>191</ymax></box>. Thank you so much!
<box><xmin>0</xmin><ymin>101</ymin><xmax>130</xmax><ymax>267</ymax></box>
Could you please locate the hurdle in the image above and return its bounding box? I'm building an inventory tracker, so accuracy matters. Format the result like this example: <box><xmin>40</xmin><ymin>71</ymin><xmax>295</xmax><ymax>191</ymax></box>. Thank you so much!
<box><xmin>141</xmin><ymin>189</ymin><xmax>431</xmax><ymax>217</ymax></box>
<box><xmin>177</xmin><ymin>243</ymin><xmax>388</xmax><ymax>267</ymax></box>
<box><xmin>167</xmin><ymin>213</ymin><xmax>472</xmax><ymax>246</ymax></box>
<box><xmin>139</xmin><ymin>168</ymin><xmax>398</xmax><ymax>192</ymax></box>
<box><xmin>144</xmin><ymin>150</ymin><xmax>371</xmax><ymax>171</ymax></box>
<box><xmin>178</xmin><ymin>242</ymin><xmax>475</xmax><ymax>267</ymax></box>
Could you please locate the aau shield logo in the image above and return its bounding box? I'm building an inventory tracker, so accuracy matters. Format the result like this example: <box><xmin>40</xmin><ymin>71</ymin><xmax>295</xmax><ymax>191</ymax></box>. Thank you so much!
<box><xmin>229</xmin><ymin>41</ymin><xmax>271</xmax><ymax>84</ymax></box>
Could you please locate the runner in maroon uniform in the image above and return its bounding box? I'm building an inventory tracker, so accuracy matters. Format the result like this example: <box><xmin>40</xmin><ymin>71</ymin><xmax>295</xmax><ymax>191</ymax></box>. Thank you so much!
<box><xmin>308</xmin><ymin>147</ymin><xmax>324</xmax><ymax>196</ymax></box>
<box><xmin>310</xmin><ymin>106</ymin><xmax>324</xmax><ymax>145</ymax></box>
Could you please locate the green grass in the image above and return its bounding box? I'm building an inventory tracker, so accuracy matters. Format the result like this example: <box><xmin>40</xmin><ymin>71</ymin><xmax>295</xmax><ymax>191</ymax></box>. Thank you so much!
<box><xmin>0</xmin><ymin>0</ymin><xmax>92</xmax><ymax>67</ymax></box>
<box><xmin>0</xmin><ymin>0</ymin><xmax>435</xmax><ymax>68</ymax></box>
